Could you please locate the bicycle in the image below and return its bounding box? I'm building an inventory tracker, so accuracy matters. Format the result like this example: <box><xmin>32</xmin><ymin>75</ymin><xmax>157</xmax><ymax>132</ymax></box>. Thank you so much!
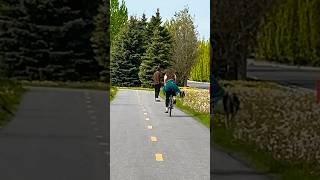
<box><xmin>168</xmin><ymin>94</ymin><xmax>174</xmax><ymax>117</ymax></box>
<box><xmin>167</xmin><ymin>90</ymin><xmax>184</xmax><ymax>117</ymax></box>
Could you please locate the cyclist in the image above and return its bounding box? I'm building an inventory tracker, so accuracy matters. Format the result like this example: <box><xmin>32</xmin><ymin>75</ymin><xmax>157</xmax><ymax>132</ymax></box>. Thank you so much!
<box><xmin>163</xmin><ymin>68</ymin><xmax>180</xmax><ymax>113</ymax></box>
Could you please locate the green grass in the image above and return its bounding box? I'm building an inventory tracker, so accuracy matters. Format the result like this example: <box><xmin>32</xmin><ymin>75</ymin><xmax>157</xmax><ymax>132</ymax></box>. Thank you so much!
<box><xmin>159</xmin><ymin>90</ymin><xmax>210</xmax><ymax>128</ymax></box>
<box><xmin>110</xmin><ymin>86</ymin><xmax>117</xmax><ymax>101</ymax></box>
<box><xmin>21</xmin><ymin>80</ymin><xmax>108</xmax><ymax>90</ymax></box>
<box><xmin>0</xmin><ymin>78</ymin><xmax>25</xmax><ymax>128</ymax></box>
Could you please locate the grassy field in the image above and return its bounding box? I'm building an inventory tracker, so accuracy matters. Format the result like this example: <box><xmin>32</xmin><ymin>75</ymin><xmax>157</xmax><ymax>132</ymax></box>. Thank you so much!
<box><xmin>214</xmin><ymin>80</ymin><xmax>320</xmax><ymax>179</ymax></box>
<box><xmin>0</xmin><ymin>79</ymin><xmax>25</xmax><ymax>128</ymax></box>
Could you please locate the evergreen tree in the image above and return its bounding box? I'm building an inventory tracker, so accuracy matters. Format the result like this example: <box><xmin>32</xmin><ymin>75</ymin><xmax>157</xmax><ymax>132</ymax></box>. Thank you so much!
<box><xmin>0</xmin><ymin>0</ymin><xmax>28</xmax><ymax>78</ymax></box>
<box><xmin>139</xmin><ymin>9</ymin><xmax>173</xmax><ymax>87</ymax></box>
<box><xmin>91</xmin><ymin>0</ymin><xmax>110</xmax><ymax>82</ymax></box>
<box><xmin>139</xmin><ymin>13</ymin><xmax>148</xmax><ymax>53</ymax></box>
<box><xmin>0</xmin><ymin>0</ymin><xmax>103</xmax><ymax>81</ymax></box>
<box><xmin>146</xmin><ymin>8</ymin><xmax>172</xmax><ymax>49</ymax></box>
<box><xmin>111</xmin><ymin>16</ymin><xmax>146</xmax><ymax>86</ymax></box>
<box><xmin>139</xmin><ymin>29</ymin><xmax>172</xmax><ymax>87</ymax></box>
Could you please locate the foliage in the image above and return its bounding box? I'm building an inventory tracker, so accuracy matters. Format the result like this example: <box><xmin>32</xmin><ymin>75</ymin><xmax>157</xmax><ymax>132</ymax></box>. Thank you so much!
<box><xmin>110</xmin><ymin>0</ymin><xmax>127</xmax><ymax>45</ymax></box>
<box><xmin>190</xmin><ymin>40</ymin><xmax>210</xmax><ymax>82</ymax></box>
<box><xmin>166</xmin><ymin>7</ymin><xmax>199</xmax><ymax>86</ymax></box>
<box><xmin>211</xmin><ymin>0</ymin><xmax>278</xmax><ymax>80</ymax></box>
<box><xmin>110</xmin><ymin>86</ymin><xmax>117</xmax><ymax>101</ymax></box>
<box><xmin>0</xmin><ymin>78</ymin><xmax>24</xmax><ymax>127</ymax></box>
<box><xmin>256</xmin><ymin>0</ymin><xmax>320</xmax><ymax>66</ymax></box>
<box><xmin>139</xmin><ymin>9</ymin><xmax>173</xmax><ymax>87</ymax></box>
<box><xmin>111</xmin><ymin>16</ymin><xmax>146</xmax><ymax>87</ymax></box>
<box><xmin>91</xmin><ymin>0</ymin><xmax>110</xmax><ymax>82</ymax></box>
<box><xmin>0</xmin><ymin>0</ymin><xmax>103</xmax><ymax>81</ymax></box>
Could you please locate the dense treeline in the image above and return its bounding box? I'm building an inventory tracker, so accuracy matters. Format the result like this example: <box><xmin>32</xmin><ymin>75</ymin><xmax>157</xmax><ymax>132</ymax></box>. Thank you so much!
<box><xmin>111</xmin><ymin>5</ymin><xmax>203</xmax><ymax>87</ymax></box>
<box><xmin>111</xmin><ymin>9</ymin><xmax>173</xmax><ymax>87</ymax></box>
<box><xmin>256</xmin><ymin>0</ymin><xmax>320</xmax><ymax>66</ymax></box>
<box><xmin>0</xmin><ymin>0</ymin><xmax>105</xmax><ymax>81</ymax></box>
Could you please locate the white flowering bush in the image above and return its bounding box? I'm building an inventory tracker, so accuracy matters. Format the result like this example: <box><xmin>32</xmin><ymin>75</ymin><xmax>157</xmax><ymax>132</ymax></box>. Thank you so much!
<box><xmin>219</xmin><ymin>80</ymin><xmax>320</xmax><ymax>170</ymax></box>
<box><xmin>179</xmin><ymin>87</ymin><xmax>210</xmax><ymax>114</ymax></box>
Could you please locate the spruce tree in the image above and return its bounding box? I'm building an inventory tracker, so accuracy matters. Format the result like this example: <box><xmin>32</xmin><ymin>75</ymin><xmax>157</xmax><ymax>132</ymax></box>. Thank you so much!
<box><xmin>139</xmin><ymin>13</ymin><xmax>148</xmax><ymax>54</ymax></box>
<box><xmin>139</xmin><ymin>9</ymin><xmax>173</xmax><ymax>87</ymax></box>
<box><xmin>0</xmin><ymin>0</ymin><xmax>28</xmax><ymax>78</ymax></box>
<box><xmin>146</xmin><ymin>8</ymin><xmax>172</xmax><ymax>47</ymax></box>
<box><xmin>111</xmin><ymin>16</ymin><xmax>146</xmax><ymax>86</ymax></box>
<box><xmin>0</xmin><ymin>0</ymin><xmax>103</xmax><ymax>81</ymax></box>
<box><xmin>91</xmin><ymin>0</ymin><xmax>110</xmax><ymax>82</ymax></box>
<box><xmin>139</xmin><ymin>29</ymin><xmax>172</xmax><ymax>87</ymax></box>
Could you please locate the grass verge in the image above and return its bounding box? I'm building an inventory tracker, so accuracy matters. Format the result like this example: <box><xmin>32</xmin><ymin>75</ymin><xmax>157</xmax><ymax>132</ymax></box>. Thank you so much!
<box><xmin>212</xmin><ymin>118</ymin><xmax>320</xmax><ymax>180</ymax></box>
<box><xmin>213</xmin><ymin>80</ymin><xmax>320</xmax><ymax>179</ymax></box>
<box><xmin>110</xmin><ymin>86</ymin><xmax>117</xmax><ymax>101</ymax></box>
<box><xmin>0</xmin><ymin>78</ymin><xmax>25</xmax><ymax>128</ymax></box>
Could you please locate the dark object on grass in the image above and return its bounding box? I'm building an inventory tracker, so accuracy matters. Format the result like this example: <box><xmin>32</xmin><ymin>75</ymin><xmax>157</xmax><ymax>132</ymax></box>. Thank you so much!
<box><xmin>179</xmin><ymin>91</ymin><xmax>185</xmax><ymax>98</ymax></box>
<box><xmin>222</xmin><ymin>91</ymin><xmax>240</xmax><ymax>128</ymax></box>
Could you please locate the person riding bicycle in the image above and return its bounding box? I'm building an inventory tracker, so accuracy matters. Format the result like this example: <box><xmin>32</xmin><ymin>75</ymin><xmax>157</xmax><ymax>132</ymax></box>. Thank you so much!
<box><xmin>163</xmin><ymin>68</ymin><xmax>180</xmax><ymax>113</ymax></box>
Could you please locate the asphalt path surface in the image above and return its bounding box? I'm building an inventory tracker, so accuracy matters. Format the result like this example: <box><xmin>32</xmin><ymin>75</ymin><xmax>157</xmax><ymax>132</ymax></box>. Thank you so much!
<box><xmin>187</xmin><ymin>80</ymin><xmax>210</xmax><ymax>89</ymax></box>
<box><xmin>247</xmin><ymin>59</ymin><xmax>320</xmax><ymax>90</ymax></box>
<box><xmin>0</xmin><ymin>87</ymin><xmax>108</xmax><ymax>180</ymax></box>
<box><xmin>187</xmin><ymin>60</ymin><xmax>320</xmax><ymax>90</ymax></box>
<box><xmin>211</xmin><ymin>146</ymin><xmax>272</xmax><ymax>180</ymax></box>
<box><xmin>110</xmin><ymin>89</ymin><xmax>210</xmax><ymax>180</ymax></box>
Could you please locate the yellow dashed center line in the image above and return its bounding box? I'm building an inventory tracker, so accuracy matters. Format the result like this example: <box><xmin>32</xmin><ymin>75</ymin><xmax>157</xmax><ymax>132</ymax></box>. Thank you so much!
<box><xmin>150</xmin><ymin>136</ymin><xmax>157</xmax><ymax>142</ymax></box>
<box><xmin>155</xmin><ymin>153</ymin><xmax>164</xmax><ymax>161</ymax></box>
<box><xmin>147</xmin><ymin>125</ymin><xmax>153</xmax><ymax>129</ymax></box>
<box><xmin>145</xmin><ymin>118</ymin><xmax>150</xmax><ymax>121</ymax></box>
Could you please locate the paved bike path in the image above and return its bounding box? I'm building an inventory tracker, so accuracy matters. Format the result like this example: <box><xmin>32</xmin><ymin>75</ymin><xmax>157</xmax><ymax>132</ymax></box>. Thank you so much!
<box><xmin>212</xmin><ymin>146</ymin><xmax>272</xmax><ymax>180</ymax></box>
<box><xmin>0</xmin><ymin>87</ymin><xmax>108</xmax><ymax>180</ymax></box>
<box><xmin>110</xmin><ymin>89</ymin><xmax>210</xmax><ymax>180</ymax></box>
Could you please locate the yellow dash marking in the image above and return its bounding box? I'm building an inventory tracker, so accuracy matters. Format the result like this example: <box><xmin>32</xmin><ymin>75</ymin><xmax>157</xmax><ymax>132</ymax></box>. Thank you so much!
<box><xmin>150</xmin><ymin>136</ymin><xmax>157</xmax><ymax>142</ymax></box>
<box><xmin>155</xmin><ymin>153</ymin><xmax>163</xmax><ymax>161</ymax></box>
<box><xmin>145</xmin><ymin>118</ymin><xmax>150</xmax><ymax>121</ymax></box>
<box><xmin>147</xmin><ymin>125</ymin><xmax>153</xmax><ymax>129</ymax></box>
<box><xmin>143</xmin><ymin>112</ymin><xmax>147</xmax><ymax>115</ymax></box>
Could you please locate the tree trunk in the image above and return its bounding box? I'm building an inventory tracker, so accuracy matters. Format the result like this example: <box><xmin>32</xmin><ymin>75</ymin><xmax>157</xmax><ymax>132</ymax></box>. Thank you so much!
<box><xmin>237</xmin><ymin>54</ymin><xmax>247</xmax><ymax>80</ymax></box>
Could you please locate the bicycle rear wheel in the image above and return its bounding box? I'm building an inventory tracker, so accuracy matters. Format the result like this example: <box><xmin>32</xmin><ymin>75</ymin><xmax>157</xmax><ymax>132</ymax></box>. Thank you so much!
<box><xmin>169</xmin><ymin>96</ymin><xmax>172</xmax><ymax>117</ymax></box>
